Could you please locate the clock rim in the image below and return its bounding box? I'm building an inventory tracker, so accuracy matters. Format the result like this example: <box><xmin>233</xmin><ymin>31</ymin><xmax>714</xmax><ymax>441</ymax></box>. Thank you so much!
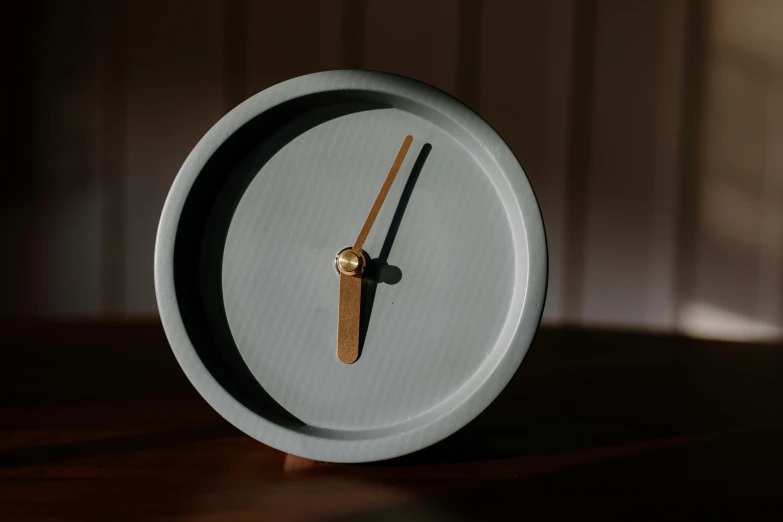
<box><xmin>155</xmin><ymin>70</ymin><xmax>548</xmax><ymax>463</ymax></box>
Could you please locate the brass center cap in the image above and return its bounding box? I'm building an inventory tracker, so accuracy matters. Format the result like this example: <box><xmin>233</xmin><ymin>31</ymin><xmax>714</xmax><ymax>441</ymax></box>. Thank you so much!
<box><xmin>336</xmin><ymin>249</ymin><xmax>365</xmax><ymax>276</ymax></box>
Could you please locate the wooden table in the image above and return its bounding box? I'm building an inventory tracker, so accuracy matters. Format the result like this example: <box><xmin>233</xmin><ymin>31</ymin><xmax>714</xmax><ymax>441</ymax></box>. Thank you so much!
<box><xmin>1</xmin><ymin>322</ymin><xmax>782</xmax><ymax>520</ymax></box>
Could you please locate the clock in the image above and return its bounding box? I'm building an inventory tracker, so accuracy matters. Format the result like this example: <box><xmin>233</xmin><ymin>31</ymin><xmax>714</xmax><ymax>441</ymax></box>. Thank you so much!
<box><xmin>155</xmin><ymin>70</ymin><xmax>547</xmax><ymax>463</ymax></box>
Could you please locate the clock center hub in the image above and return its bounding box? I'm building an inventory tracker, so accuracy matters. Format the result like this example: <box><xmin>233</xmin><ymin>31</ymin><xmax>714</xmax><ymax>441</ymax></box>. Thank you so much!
<box><xmin>336</xmin><ymin>248</ymin><xmax>366</xmax><ymax>276</ymax></box>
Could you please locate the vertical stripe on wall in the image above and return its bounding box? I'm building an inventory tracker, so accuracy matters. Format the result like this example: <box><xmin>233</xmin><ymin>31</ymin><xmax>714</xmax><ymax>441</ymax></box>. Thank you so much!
<box><xmin>456</xmin><ymin>0</ymin><xmax>482</xmax><ymax>110</ymax></box>
<box><xmin>342</xmin><ymin>0</ymin><xmax>367</xmax><ymax>69</ymax></box>
<box><xmin>562</xmin><ymin>0</ymin><xmax>597</xmax><ymax>324</ymax></box>
<box><xmin>675</xmin><ymin>0</ymin><xmax>708</xmax><ymax>329</ymax></box>
<box><xmin>98</xmin><ymin>1</ymin><xmax>128</xmax><ymax>315</ymax></box>
<box><xmin>222</xmin><ymin>0</ymin><xmax>248</xmax><ymax>113</ymax></box>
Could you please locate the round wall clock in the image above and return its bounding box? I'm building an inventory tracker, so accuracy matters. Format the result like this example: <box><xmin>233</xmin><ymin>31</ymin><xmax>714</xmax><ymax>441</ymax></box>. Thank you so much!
<box><xmin>155</xmin><ymin>70</ymin><xmax>547</xmax><ymax>463</ymax></box>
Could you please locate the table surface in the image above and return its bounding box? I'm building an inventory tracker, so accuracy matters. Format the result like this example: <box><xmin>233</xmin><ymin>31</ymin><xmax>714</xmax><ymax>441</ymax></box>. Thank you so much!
<box><xmin>1</xmin><ymin>321</ymin><xmax>782</xmax><ymax>521</ymax></box>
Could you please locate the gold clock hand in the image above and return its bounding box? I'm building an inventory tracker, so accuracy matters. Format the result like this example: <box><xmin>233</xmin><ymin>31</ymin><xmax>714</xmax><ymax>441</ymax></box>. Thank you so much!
<box><xmin>353</xmin><ymin>135</ymin><xmax>413</xmax><ymax>252</ymax></box>
<box><xmin>337</xmin><ymin>255</ymin><xmax>363</xmax><ymax>364</ymax></box>
<box><xmin>336</xmin><ymin>135</ymin><xmax>414</xmax><ymax>364</ymax></box>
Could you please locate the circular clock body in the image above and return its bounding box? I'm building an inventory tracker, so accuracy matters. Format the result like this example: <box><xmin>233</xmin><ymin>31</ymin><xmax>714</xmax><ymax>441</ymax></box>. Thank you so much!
<box><xmin>155</xmin><ymin>71</ymin><xmax>547</xmax><ymax>463</ymax></box>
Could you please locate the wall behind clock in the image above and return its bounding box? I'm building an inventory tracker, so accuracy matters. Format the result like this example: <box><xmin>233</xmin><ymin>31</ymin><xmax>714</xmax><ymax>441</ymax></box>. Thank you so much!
<box><xmin>2</xmin><ymin>0</ymin><xmax>782</xmax><ymax>342</ymax></box>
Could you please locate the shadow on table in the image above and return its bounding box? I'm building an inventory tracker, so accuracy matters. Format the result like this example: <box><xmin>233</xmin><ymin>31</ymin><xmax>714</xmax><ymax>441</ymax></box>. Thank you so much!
<box><xmin>377</xmin><ymin>327</ymin><xmax>783</xmax><ymax>466</ymax></box>
<box><xmin>319</xmin><ymin>328</ymin><xmax>783</xmax><ymax>520</ymax></box>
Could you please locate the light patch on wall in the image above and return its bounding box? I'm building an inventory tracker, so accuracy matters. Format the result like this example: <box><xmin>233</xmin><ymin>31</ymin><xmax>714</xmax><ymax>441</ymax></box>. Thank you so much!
<box><xmin>701</xmin><ymin>179</ymin><xmax>762</xmax><ymax>252</ymax></box>
<box><xmin>680</xmin><ymin>301</ymin><xmax>781</xmax><ymax>342</ymax></box>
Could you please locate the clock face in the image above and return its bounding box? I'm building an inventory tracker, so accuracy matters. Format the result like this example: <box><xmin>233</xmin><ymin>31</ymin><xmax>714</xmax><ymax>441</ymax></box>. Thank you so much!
<box><xmin>156</xmin><ymin>71</ymin><xmax>547</xmax><ymax>462</ymax></box>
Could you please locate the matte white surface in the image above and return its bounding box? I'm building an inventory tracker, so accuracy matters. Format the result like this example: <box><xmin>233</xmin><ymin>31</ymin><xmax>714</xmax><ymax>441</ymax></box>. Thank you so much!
<box><xmin>224</xmin><ymin>108</ymin><xmax>514</xmax><ymax>431</ymax></box>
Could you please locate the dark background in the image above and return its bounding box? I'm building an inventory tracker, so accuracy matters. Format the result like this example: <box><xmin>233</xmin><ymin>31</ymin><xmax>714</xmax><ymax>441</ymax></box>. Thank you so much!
<box><xmin>2</xmin><ymin>2</ymin><xmax>783</xmax><ymax>519</ymax></box>
<box><xmin>3</xmin><ymin>0</ymin><xmax>782</xmax><ymax>343</ymax></box>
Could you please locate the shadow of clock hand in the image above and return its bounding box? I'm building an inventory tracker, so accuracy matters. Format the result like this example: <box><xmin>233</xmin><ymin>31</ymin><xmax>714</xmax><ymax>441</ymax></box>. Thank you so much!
<box><xmin>359</xmin><ymin>143</ymin><xmax>432</xmax><ymax>357</ymax></box>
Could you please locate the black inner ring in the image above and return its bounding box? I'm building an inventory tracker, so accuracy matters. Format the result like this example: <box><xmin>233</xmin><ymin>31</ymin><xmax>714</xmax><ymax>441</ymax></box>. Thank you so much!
<box><xmin>173</xmin><ymin>91</ymin><xmax>391</xmax><ymax>430</ymax></box>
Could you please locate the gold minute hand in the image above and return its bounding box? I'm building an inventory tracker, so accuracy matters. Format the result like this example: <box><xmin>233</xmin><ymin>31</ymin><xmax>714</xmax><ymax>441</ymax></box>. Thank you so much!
<box><xmin>336</xmin><ymin>135</ymin><xmax>414</xmax><ymax>364</ymax></box>
<box><xmin>353</xmin><ymin>135</ymin><xmax>414</xmax><ymax>252</ymax></box>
